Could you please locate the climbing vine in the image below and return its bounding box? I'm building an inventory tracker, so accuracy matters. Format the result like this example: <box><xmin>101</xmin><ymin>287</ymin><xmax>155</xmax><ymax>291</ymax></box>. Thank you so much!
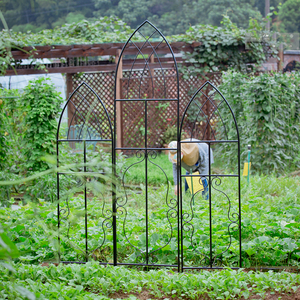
<box><xmin>179</xmin><ymin>16</ymin><xmax>277</xmax><ymax>76</ymax></box>
<box><xmin>0</xmin><ymin>15</ymin><xmax>277</xmax><ymax>76</ymax></box>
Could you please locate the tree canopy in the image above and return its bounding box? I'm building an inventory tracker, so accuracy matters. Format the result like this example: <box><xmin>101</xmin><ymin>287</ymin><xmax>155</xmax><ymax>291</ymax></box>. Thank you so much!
<box><xmin>278</xmin><ymin>0</ymin><xmax>300</xmax><ymax>33</ymax></box>
<box><xmin>0</xmin><ymin>0</ymin><xmax>294</xmax><ymax>35</ymax></box>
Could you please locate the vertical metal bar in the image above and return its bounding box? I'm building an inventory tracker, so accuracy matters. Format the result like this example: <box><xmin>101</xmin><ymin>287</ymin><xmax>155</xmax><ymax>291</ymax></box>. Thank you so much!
<box><xmin>208</xmin><ymin>142</ymin><xmax>212</xmax><ymax>268</ymax></box>
<box><xmin>145</xmin><ymin>99</ymin><xmax>149</xmax><ymax>266</ymax></box>
<box><xmin>84</xmin><ymin>140</ymin><xmax>88</xmax><ymax>262</ymax></box>
<box><xmin>113</xmin><ymin>47</ymin><xmax>120</xmax><ymax>267</ymax></box>
<box><xmin>238</xmin><ymin>140</ymin><xmax>242</xmax><ymax>267</ymax></box>
<box><xmin>179</xmin><ymin>140</ymin><xmax>183</xmax><ymax>272</ymax></box>
<box><xmin>57</xmin><ymin>141</ymin><xmax>60</xmax><ymax>262</ymax></box>
<box><xmin>177</xmin><ymin>58</ymin><xmax>181</xmax><ymax>273</ymax></box>
<box><xmin>113</xmin><ymin>99</ymin><xmax>117</xmax><ymax>266</ymax></box>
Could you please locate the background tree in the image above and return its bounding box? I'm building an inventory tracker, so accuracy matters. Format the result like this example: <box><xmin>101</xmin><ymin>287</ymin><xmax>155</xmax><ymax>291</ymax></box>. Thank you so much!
<box><xmin>192</xmin><ymin>0</ymin><xmax>262</xmax><ymax>29</ymax></box>
<box><xmin>278</xmin><ymin>0</ymin><xmax>300</xmax><ymax>33</ymax></box>
<box><xmin>0</xmin><ymin>0</ymin><xmax>94</xmax><ymax>32</ymax></box>
<box><xmin>1</xmin><ymin>0</ymin><xmax>299</xmax><ymax>38</ymax></box>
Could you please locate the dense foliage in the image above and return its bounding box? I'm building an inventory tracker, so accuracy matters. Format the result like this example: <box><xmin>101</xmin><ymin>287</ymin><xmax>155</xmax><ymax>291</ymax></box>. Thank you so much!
<box><xmin>0</xmin><ymin>79</ymin><xmax>63</xmax><ymax>202</ymax></box>
<box><xmin>0</xmin><ymin>15</ymin><xmax>276</xmax><ymax>79</ymax></box>
<box><xmin>180</xmin><ymin>16</ymin><xmax>276</xmax><ymax>75</ymax></box>
<box><xmin>0</xmin><ymin>95</ymin><xmax>5</xmax><ymax>168</ymax></box>
<box><xmin>218</xmin><ymin>71</ymin><xmax>300</xmax><ymax>174</ymax></box>
<box><xmin>0</xmin><ymin>16</ymin><xmax>133</xmax><ymax>47</ymax></box>
<box><xmin>21</xmin><ymin>78</ymin><xmax>63</xmax><ymax>172</ymax></box>
<box><xmin>278</xmin><ymin>0</ymin><xmax>300</xmax><ymax>33</ymax></box>
<box><xmin>0</xmin><ymin>89</ymin><xmax>23</xmax><ymax>200</ymax></box>
<box><xmin>1</xmin><ymin>171</ymin><xmax>300</xmax><ymax>268</ymax></box>
<box><xmin>0</xmin><ymin>0</ymin><xmax>292</xmax><ymax>35</ymax></box>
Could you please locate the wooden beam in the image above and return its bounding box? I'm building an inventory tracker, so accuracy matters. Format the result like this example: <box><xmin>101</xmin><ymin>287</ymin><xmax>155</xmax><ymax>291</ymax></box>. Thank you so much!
<box><xmin>10</xmin><ymin>41</ymin><xmax>189</xmax><ymax>60</ymax></box>
<box><xmin>5</xmin><ymin>61</ymin><xmax>178</xmax><ymax>76</ymax></box>
<box><xmin>5</xmin><ymin>58</ymin><xmax>180</xmax><ymax>76</ymax></box>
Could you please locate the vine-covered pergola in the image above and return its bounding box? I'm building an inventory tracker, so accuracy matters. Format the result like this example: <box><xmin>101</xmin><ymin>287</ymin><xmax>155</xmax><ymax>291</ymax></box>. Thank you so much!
<box><xmin>6</xmin><ymin>41</ymin><xmax>217</xmax><ymax>148</ymax></box>
<box><xmin>5</xmin><ymin>39</ymin><xmax>273</xmax><ymax>149</ymax></box>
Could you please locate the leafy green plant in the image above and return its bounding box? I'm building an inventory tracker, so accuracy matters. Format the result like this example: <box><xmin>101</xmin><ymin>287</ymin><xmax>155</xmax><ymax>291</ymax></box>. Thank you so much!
<box><xmin>180</xmin><ymin>16</ymin><xmax>277</xmax><ymax>77</ymax></box>
<box><xmin>21</xmin><ymin>77</ymin><xmax>63</xmax><ymax>173</ymax></box>
<box><xmin>218</xmin><ymin>71</ymin><xmax>300</xmax><ymax>174</ymax></box>
<box><xmin>161</xmin><ymin>125</ymin><xmax>177</xmax><ymax>145</ymax></box>
<box><xmin>0</xmin><ymin>89</ymin><xmax>27</xmax><ymax>202</ymax></box>
<box><xmin>0</xmin><ymin>16</ymin><xmax>134</xmax><ymax>50</ymax></box>
<box><xmin>0</xmin><ymin>89</ymin><xmax>22</xmax><ymax>169</ymax></box>
<box><xmin>1</xmin><ymin>261</ymin><xmax>300</xmax><ymax>299</ymax></box>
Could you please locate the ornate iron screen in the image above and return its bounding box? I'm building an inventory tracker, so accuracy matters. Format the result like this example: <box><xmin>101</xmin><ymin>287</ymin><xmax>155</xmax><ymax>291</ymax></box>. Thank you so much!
<box><xmin>56</xmin><ymin>21</ymin><xmax>241</xmax><ymax>271</ymax></box>
<box><xmin>179</xmin><ymin>82</ymin><xmax>241</xmax><ymax>270</ymax></box>
<box><xmin>56</xmin><ymin>82</ymin><xmax>113</xmax><ymax>263</ymax></box>
<box><xmin>113</xmin><ymin>21</ymin><xmax>180</xmax><ymax>269</ymax></box>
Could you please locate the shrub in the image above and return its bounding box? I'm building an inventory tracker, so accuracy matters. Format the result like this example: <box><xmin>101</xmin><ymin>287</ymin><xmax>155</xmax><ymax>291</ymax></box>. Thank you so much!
<box><xmin>21</xmin><ymin>77</ymin><xmax>63</xmax><ymax>173</ymax></box>
<box><xmin>218</xmin><ymin>71</ymin><xmax>300</xmax><ymax>174</ymax></box>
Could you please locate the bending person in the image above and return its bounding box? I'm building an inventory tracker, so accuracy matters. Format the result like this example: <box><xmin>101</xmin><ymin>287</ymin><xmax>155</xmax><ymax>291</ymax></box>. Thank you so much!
<box><xmin>168</xmin><ymin>139</ymin><xmax>213</xmax><ymax>199</ymax></box>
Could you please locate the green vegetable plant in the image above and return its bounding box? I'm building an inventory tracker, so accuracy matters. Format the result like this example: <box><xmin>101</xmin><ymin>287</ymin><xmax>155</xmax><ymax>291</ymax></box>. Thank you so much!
<box><xmin>218</xmin><ymin>71</ymin><xmax>300</xmax><ymax>174</ymax></box>
<box><xmin>21</xmin><ymin>77</ymin><xmax>63</xmax><ymax>173</ymax></box>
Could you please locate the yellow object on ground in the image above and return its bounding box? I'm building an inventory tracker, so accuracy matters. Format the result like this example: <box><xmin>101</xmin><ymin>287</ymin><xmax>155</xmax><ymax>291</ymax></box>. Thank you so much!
<box><xmin>186</xmin><ymin>172</ymin><xmax>204</xmax><ymax>194</ymax></box>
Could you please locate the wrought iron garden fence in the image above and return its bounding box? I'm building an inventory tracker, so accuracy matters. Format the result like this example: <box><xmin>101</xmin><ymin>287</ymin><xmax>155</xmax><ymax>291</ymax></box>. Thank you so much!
<box><xmin>56</xmin><ymin>20</ymin><xmax>241</xmax><ymax>271</ymax></box>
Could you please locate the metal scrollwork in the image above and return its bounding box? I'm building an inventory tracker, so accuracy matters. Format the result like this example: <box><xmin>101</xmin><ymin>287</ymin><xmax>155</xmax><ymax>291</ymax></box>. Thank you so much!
<box><xmin>147</xmin><ymin>150</ymin><xmax>177</xmax><ymax>258</ymax></box>
<box><xmin>210</xmin><ymin>176</ymin><xmax>239</xmax><ymax>266</ymax></box>
<box><xmin>182</xmin><ymin>190</ymin><xmax>210</xmax><ymax>267</ymax></box>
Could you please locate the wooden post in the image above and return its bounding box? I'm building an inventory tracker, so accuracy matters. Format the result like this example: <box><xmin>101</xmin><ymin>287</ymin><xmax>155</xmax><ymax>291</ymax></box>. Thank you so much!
<box><xmin>277</xmin><ymin>43</ymin><xmax>284</xmax><ymax>72</ymax></box>
<box><xmin>150</xmin><ymin>54</ymin><xmax>155</xmax><ymax>97</ymax></box>
<box><xmin>66</xmin><ymin>73</ymin><xmax>75</xmax><ymax>127</ymax></box>
<box><xmin>115</xmin><ymin>49</ymin><xmax>123</xmax><ymax>149</ymax></box>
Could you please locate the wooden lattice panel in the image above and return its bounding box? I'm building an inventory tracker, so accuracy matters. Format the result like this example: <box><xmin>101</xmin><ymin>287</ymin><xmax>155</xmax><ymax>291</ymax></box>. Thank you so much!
<box><xmin>121</xmin><ymin>101</ymin><xmax>145</xmax><ymax>148</ymax></box>
<box><xmin>70</xmin><ymin>70</ymin><xmax>222</xmax><ymax>146</ymax></box>
<box><xmin>121</xmin><ymin>69</ymin><xmax>178</xmax><ymax>100</ymax></box>
<box><xmin>72</xmin><ymin>72</ymin><xmax>115</xmax><ymax>119</ymax></box>
<box><xmin>71</xmin><ymin>72</ymin><xmax>115</xmax><ymax>140</ymax></box>
<box><xmin>121</xmin><ymin>69</ymin><xmax>178</xmax><ymax>149</ymax></box>
<box><xmin>63</xmin><ymin>82</ymin><xmax>111</xmax><ymax>141</ymax></box>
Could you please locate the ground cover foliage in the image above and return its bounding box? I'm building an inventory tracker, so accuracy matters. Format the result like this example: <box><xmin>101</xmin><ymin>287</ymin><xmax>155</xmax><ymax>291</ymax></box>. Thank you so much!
<box><xmin>1</xmin><ymin>262</ymin><xmax>300</xmax><ymax>300</ymax></box>
<box><xmin>1</xmin><ymin>140</ymin><xmax>300</xmax><ymax>299</ymax></box>
<box><xmin>1</xmin><ymin>173</ymin><xmax>300</xmax><ymax>268</ymax></box>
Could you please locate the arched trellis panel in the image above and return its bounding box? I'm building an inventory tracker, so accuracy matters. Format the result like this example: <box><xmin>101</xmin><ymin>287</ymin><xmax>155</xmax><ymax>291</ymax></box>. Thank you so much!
<box><xmin>115</xmin><ymin>20</ymin><xmax>180</xmax><ymax>150</ymax></box>
<box><xmin>113</xmin><ymin>20</ymin><xmax>181</xmax><ymax>269</ymax></box>
<box><xmin>179</xmin><ymin>81</ymin><xmax>241</xmax><ymax>270</ymax></box>
<box><xmin>56</xmin><ymin>82</ymin><xmax>114</xmax><ymax>263</ymax></box>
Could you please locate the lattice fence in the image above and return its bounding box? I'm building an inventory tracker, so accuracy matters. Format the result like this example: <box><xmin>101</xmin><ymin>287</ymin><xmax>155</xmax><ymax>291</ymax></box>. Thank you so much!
<box><xmin>71</xmin><ymin>70</ymin><xmax>222</xmax><ymax>147</ymax></box>
<box><xmin>71</xmin><ymin>72</ymin><xmax>115</xmax><ymax>141</ymax></box>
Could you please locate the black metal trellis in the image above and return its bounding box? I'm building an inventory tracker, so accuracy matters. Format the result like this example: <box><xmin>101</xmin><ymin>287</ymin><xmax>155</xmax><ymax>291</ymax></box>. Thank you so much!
<box><xmin>179</xmin><ymin>82</ymin><xmax>241</xmax><ymax>270</ymax></box>
<box><xmin>56</xmin><ymin>20</ymin><xmax>241</xmax><ymax>271</ymax></box>
<box><xmin>56</xmin><ymin>82</ymin><xmax>113</xmax><ymax>263</ymax></box>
